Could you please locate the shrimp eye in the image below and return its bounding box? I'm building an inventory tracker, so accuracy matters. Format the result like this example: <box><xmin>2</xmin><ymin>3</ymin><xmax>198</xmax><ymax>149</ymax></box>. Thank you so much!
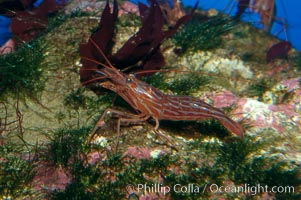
<box><xmin>126</xmin><ymin>77</ymin><xmax>132</xmax><ymax>83</ymax></box>
<box><xmin>126</xmin><ymin>73</ymin><xmax>135</xmax><ymax>83</ymax></box>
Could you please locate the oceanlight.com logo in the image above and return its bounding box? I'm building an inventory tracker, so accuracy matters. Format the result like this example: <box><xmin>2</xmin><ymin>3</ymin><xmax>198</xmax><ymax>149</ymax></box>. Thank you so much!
<box><xmin>126</xmin><ymin>183</ymin><xmax>295</xmax><ymax>196</ymax></box>
<box><xmin>209</xmin><ymin>183</ymin><xmax>295</xmax><ymax>196</ymax></box>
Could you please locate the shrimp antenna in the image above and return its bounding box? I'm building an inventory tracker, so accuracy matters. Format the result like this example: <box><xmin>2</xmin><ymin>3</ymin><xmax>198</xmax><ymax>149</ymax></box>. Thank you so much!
<box><xmin>133</xmin><ymin>69</ymin><xmax>189</xmax><ymax>76</ymax></box>
<box><xmin>81</xmin><ymin>56</ymin><xmax>110</xmax><ymax>70</ymax></box>
<box><xmin>80</xmin><ymin>38</ymin><xmax>120</xmax><ymax>85</ymax></box>
<box><xmin>88</xmin><ymin>39</ymin><xmax>116</xmax><ymax>70</ymax></box>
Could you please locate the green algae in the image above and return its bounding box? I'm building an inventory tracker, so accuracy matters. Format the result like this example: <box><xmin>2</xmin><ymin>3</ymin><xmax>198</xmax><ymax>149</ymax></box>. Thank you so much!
<box><xmin>47</xmin><ymin>130</ymin><xmax>300</xmax><ymax>199</ymax></box>
<box><xmin>41</xmin><ymin>127</ymin><xmax>90</xmax><ymax>168</ymax></box>
<box><xmin>0</xmin><ymin>39</ymin><xmax>45</xmax><ymax>100</ymax></box>
<box><xmin>173</xmin><ymin>14</ymin><xmax>237</xmax><ymax>52</ymax></box>
<box><xmin>117</xmin><ymin>12</ymin><xmax>141</xmax><ymax>28</ymax></box>
<box><xmin>168</xmin><ymin>73</ymin><xmax>210</xmax><ymax>95</ymax></box>
<box><xmin>141</xmin><ymin>72</ymin><xmax>210</xmax><ymax>96</ymax></box>
<box><xmin>0</xmin><ymin>12</ymin><xmax>101</xmax><ymax>143</ymax></box>
<box><xmin>0</xmin><ymin>7</ymin><xmax>91</xmax><ymax>101</ymax></box>
<box><xmin>217</xmin><ymin>137</ymin><xmax>301</xmax><ymax>199</ymax></box>
<box><xmin>245</xmin><ymin>78</ymin><xmax>271</xmax><ymax>101</ymax></box>
<box><xmin>291</xmin><ymin>52</ymin><xmax>301</xmax><ymax>72</ymax></box>
<box><xmin>64</xmin><ymin>88</ymin><xmax>114</xmax><ymax>111</ymax></box>
<box><xmin>0</xmin><ymin>143</ymin><xmax>36</xmax><ymax>198</ymax></box>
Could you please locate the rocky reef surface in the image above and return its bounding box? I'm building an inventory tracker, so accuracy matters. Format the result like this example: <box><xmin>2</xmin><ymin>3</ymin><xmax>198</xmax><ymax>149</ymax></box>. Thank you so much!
<box><xmin>0</xmin><ymin>0</ymin><xmax>300</xmax><ymax>199</ymax></box>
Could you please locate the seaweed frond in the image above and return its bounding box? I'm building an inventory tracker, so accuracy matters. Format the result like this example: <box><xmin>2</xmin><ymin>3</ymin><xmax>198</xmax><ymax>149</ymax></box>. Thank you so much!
<box><xmin>79</xmin><ymin>0</ymin><xmax>195</xmax><ymax>89</ymax></box>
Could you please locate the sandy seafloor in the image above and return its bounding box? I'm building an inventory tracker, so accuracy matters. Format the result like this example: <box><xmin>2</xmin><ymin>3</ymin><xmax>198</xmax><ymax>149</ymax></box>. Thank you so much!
<box><xmin>0</xmin><ymin>0</ymin><xmax>300</xmax><ymax>199</ymax></box>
